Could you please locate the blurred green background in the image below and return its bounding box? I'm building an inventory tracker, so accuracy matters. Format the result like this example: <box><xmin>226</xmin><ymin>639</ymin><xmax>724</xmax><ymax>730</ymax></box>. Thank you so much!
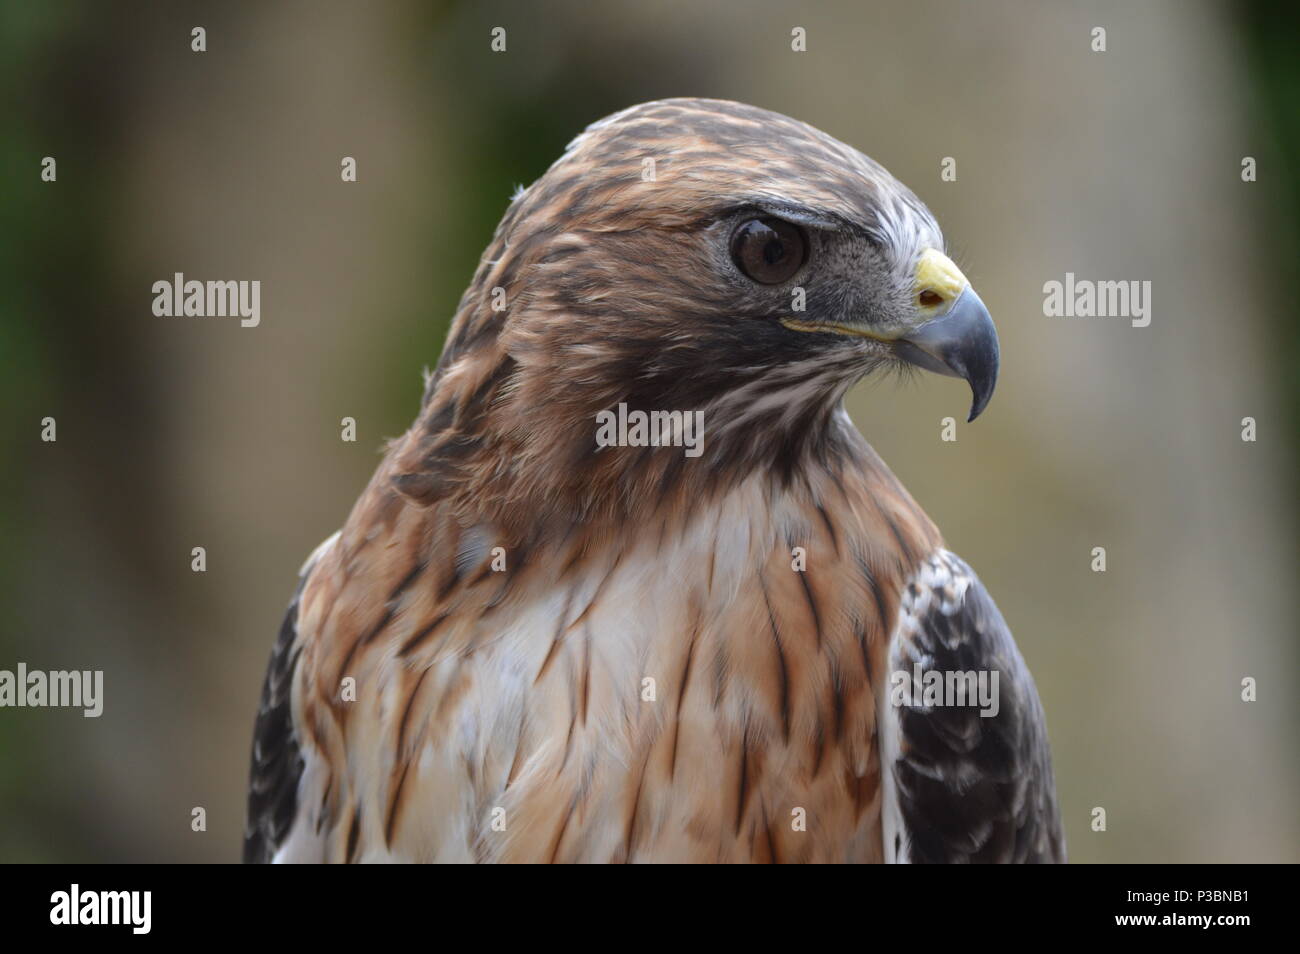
<box><xmin>1</xmin><ymin>0</ymin><xmax>1295</xmax><ymax>862</ymax></box>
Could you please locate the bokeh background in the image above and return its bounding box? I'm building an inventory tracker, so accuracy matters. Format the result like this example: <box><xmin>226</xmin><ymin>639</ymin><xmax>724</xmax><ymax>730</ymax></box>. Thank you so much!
<box><xmin>1</xmin><ymin>0</ymin><xmax>1295</xmax><ymax>863</ymax></box>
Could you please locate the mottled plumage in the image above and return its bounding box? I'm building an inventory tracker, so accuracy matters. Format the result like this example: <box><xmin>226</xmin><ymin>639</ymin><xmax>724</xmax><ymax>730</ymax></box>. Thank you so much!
<box><xmin>245</xmin><ymin>98</ymin><xmax>1064</xmax><ymax>863</ymax></box>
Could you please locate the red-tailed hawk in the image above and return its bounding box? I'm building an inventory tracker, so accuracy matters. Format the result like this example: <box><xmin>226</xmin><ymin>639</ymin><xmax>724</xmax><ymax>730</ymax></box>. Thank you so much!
<box><xmin>245</xmin><ymin>98</ymin><xmax>1065</xmax><ymax>863</ymax></box>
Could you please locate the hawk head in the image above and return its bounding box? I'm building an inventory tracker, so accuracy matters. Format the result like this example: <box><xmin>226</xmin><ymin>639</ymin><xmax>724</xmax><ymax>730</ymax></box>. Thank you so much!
<box><xmin>401</xmin><ymin>98</ymin><xmax>998</xmax><ymax>528</ymax></box>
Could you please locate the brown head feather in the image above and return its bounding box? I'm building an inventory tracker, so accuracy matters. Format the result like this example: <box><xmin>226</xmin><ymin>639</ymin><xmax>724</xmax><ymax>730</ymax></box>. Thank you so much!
<box><xmin>392</xmin><ymin>98</ymin><xmax>943</xmax><ymax>537</ymax></box>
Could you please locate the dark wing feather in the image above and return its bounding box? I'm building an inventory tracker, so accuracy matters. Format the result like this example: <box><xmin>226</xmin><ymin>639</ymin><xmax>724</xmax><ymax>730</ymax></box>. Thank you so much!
<box><xmin>242</xmin><ymin>547</ymin><xmax>322</xmax><ymax>863</ymax></box>
<box><xmin>887</xmin><ymin>550</ymin><xmax>1066</xmax><ymax>863</ymax></box>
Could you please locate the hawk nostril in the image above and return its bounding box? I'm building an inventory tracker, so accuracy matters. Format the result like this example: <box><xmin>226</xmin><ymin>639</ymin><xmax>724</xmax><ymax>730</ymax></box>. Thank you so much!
<box><xmin>918</xmin><ymin>289</ymin><xmax>944</xmax><ymax>307</ymax></box>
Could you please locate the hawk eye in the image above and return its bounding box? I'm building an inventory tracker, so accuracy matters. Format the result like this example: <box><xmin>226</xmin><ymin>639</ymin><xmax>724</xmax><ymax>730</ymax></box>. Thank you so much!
<box><xmin>730</xmin><ymin>217</ymin><xmax>808</xmax><ymax>285</ymax></box>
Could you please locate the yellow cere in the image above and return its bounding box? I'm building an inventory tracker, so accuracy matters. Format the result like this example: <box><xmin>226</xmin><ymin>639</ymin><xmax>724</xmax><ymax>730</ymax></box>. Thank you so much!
<box><xmin>915</xmin><ymin>248</ymin><xmax>968</xmax><ymax>309</ymax></box>
<box><xmin>779</xmin><ymin>248</ymin><xmax>973</xmax><ymax>340</ymax></box>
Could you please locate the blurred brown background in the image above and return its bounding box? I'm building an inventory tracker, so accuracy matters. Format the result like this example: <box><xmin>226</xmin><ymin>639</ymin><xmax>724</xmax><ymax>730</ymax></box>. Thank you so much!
<box><xmin>1</xmin><ymin>0</ymin><xmax>1295</xmax><ymax>862</ymax></box>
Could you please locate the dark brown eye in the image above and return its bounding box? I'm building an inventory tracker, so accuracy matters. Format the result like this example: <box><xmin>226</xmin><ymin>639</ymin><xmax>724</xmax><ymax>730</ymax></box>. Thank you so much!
<box><xmin>730</xmin><ymin>217</ymin><xmax>808</xmax><ymax>284</ymax></box>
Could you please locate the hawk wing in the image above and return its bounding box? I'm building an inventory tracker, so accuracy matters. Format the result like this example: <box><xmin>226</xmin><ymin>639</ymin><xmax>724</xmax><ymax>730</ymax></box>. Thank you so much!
<box><xmin>879</xmin><ymin>549</ymin><xmax>1066</xmax><ymax>863</ymax></box>
<box><xmin>243</xmin><ymin>533</ymin><xmax>336</xmax><ymax>864</ymax></box>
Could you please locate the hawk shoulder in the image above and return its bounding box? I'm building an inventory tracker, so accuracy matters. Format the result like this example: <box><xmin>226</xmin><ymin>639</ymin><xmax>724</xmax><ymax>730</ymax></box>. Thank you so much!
<box><xmin>879</xmin><ymin>549</ymin><xmax>1065</xmax><ymax>863</ymax></box>
<box><xmin>243</xmin><ymin>532</ymin><xmax>337</xmax><ymax>863</ymax></box>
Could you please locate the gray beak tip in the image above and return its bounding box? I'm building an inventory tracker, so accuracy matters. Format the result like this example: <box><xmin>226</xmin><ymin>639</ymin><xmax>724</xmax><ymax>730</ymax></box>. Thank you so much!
<box><xmin>963</xmin><ymin>346</ymin><xmax>999</xmax><ymax>422</ymax></box>
<box><xmin>897</xmin><ymin>286</ymin><xmax>1000</xmax><ymax>424</ymax></box>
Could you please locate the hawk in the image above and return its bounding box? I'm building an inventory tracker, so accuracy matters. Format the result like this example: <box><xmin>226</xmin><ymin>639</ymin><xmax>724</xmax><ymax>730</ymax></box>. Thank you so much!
<box><xmin>245</xmin><ymin>98</ymin><xmax>1065</xmax><ymax>863</ymax></box>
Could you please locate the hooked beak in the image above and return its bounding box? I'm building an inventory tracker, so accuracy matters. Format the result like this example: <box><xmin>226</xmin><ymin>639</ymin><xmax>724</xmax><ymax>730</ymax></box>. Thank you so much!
<box><xmin>891</xmin><ymin>284</ymin><xmax>1000</xmax><ymax>422</ymax></box>
<box><xmin>779</xmin><ymin>248</ymin><xmax>1000</xmax><ymax>421</ymax></box>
